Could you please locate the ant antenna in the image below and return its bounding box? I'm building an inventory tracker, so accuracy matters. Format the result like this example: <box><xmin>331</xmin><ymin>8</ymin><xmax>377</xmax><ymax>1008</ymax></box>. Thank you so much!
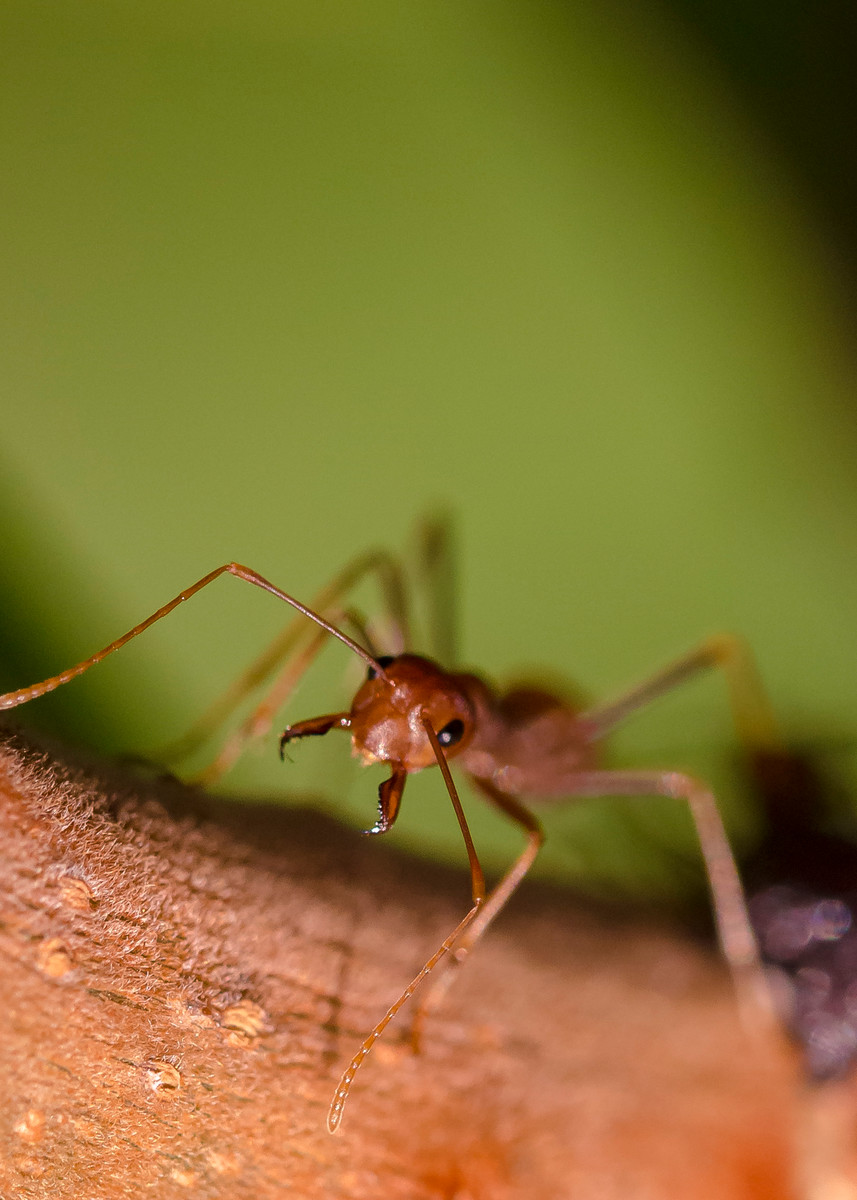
<box><xmin>0</xmin><ymin>563</ymin><xmax>389</xmax><ymax>711</ymax></box>
<box><xmin>327</xmin><ymin>904</ymin><xmax>480</xmax><ymax>1133</ymax></box>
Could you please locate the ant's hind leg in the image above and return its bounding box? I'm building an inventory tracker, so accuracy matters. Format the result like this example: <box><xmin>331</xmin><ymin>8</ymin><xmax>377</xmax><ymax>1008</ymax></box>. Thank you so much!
<box><xmin>561</xmin><ymin>769</ymin><xmax>773</xmax><ymax>1025</ymax></box>
<box><xmin>569</xmin><ymin>635</ymin><xmax>782</xmax><ymax>1022</ymax></box>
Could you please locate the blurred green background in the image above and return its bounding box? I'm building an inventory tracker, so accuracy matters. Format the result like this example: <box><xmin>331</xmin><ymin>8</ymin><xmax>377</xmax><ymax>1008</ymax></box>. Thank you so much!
<box><xmin>3</xmin><ymin>0</ymin><xmax>857</xmax><ymax>902</ymax></box>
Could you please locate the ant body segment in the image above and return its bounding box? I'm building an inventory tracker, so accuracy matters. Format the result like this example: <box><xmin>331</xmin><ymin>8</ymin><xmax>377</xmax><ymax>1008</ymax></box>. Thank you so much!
<box><xmin>0</xmin><ymin>533</ymin><xmax>780</xmax><ymax>1131</ymax></box>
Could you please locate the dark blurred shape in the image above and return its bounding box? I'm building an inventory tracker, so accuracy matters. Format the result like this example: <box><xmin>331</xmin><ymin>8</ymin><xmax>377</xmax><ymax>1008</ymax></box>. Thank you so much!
<box><xmin>667</xmin><ymin>1</ymin><xmax>857</xmax><ymax>279</ymax></box>
<box><xmin>0</xmin><ymin>463</ymin><xmax>112</xmax><ymax>746</ymax></box>
<box><xmin>746</xmin><ymin>748</ymin><xmax>857</xmax><ymax>1079</ymax></box>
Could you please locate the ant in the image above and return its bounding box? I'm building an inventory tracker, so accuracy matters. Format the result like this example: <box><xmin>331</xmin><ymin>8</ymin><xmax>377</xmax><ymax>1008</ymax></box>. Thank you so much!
<box><xmin>0</xmin><ymin>525</ymin><xmax>780</xmax><ymax>1132</ymax></box>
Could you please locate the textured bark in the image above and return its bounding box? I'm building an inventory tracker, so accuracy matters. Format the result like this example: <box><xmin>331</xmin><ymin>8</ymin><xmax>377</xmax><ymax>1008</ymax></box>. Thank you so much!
<box><xmin>0</xmin><ymin>727</ymin><xmax>814</xmax><ymax>1198</ymax></box>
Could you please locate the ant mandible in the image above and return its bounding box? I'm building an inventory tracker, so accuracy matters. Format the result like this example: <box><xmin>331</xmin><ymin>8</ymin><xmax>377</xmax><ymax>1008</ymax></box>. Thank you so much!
<box><xmin>0</xmin><ymin>523</ymin><xmax>779</xmax><ymax>1131</ymax></box>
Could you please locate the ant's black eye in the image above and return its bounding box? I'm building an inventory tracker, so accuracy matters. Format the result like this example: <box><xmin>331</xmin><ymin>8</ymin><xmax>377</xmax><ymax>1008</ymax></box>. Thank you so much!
<box><xmin>366</xmin><ymin>655</ymin><xmax>396</xmax><ymax>680</ymax></box>
<box><xmin>437</xmin><ymin>718</ymin><xmax>465</xmax><ymax>747</ymax></box>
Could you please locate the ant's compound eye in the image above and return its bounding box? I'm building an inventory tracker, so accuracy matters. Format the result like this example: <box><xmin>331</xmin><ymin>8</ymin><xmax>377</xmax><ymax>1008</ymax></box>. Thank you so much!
<box><xmin>366</xmin><ymin>655</ymin><xmax>396</xmax><ymax>680</ymax></box>
<box><xmin>437</xmin><ymin>718</ymin><xmax>465</xmax><ymax>747</ymax></box>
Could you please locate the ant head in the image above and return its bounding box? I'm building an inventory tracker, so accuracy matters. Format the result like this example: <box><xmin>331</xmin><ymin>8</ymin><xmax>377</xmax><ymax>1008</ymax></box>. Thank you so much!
<box><xmin>350</xmin><ymin>654</ymin><xmax>475</xmax><ymax>771</ymax></box>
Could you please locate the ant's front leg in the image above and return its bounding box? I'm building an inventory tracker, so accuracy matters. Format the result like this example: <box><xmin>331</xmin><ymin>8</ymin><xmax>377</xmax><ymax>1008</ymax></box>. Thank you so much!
<box><xmin>278</xmin><ymin>713</ymin><xmax>351</xmax><ymax>756</ymax></box>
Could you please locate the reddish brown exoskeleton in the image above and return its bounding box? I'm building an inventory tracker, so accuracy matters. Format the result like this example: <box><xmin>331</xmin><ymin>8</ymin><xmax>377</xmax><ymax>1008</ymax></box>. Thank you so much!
<box><xmin>0</xmin><ymin>530</ymin><xmax>780</xmax><ymax>1131</ymax></box>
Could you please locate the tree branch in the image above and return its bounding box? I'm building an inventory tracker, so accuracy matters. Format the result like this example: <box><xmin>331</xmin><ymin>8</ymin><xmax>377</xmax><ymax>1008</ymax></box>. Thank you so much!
<box><xmin>0</xmin><ymin>728</ymin><xmax>803</xmax><ymax>1198</ymax></box>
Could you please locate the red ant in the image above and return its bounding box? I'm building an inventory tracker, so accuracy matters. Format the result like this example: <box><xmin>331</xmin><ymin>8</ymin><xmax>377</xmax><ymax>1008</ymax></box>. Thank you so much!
<box><xmin>0</xmin><ymin>531</ymin><xmax>780</xmax><ymax>1132</ymax></box>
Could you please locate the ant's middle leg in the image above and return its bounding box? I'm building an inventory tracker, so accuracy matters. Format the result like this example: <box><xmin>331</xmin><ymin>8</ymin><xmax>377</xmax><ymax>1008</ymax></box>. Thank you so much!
<box><xmin>192</xmin><ymin>603</ymin><xmax>381</xmax><ymax>784</ymax></box>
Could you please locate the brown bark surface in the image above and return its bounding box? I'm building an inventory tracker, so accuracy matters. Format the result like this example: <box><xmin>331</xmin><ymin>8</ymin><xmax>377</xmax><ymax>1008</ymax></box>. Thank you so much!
<box><xmin>0</xmin><ymin>727</ymin><xmax>812</xmax><ymax>1198</ymax></box>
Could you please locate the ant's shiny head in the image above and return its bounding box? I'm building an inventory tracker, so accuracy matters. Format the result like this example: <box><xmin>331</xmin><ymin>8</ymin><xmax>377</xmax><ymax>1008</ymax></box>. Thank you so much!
<box><xmin>349</xmin><ymin>654</ymin><xmax>475</xmax><ymax>771</ymax></box>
